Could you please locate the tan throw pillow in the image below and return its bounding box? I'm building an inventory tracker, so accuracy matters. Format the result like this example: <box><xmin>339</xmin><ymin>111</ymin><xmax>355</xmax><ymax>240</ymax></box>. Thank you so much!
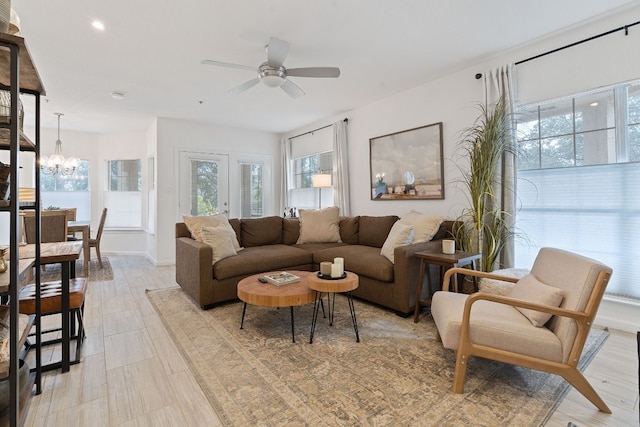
<box><xmin>380</xmin><ymin>221</ymin><xmax>415</xmax><ymax>263</ymax></box>
<box><xmin>183</xmin><ymin>214</ymin><xmax>242</xmax><ymax>251</ymax></box>
<box><xmin>399</xmin><ymin>210</ymin><xmax>445</xmax><ymax>243</ymax></box>
<box><xmin>508</xmin><ymin>274</ymin><xmax>564</xmax><ymax>327</ymax></box>
<box><xmin>200</xmin><ymin>225</ymin><xmax>238</xmax><ymax>265</ymax></box>
<box><xmin>296</xmin><ymin>207</ymin><xmax>342</xmax><ymax>244</ymax></box>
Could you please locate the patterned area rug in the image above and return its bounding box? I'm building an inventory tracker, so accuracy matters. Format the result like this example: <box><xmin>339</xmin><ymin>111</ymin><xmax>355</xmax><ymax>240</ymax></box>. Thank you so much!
<box><xmin>147</xmin><ymin>287</ymin><xmax>608</xmax><ymax>427</ymax></box>
<box><xmin>41</xmin><ymin>256</ymin><xmax>113</xmax><ymax>282</ymax></box>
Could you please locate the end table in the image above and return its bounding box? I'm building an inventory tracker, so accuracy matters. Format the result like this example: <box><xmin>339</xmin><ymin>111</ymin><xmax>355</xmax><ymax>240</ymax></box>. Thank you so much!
<box><xmin>307</xmin><ymin>272</ymin><xmax>360</xmax><ymax>343</ymax></box>
<box><xmin>413</xmin><ymin>249</ymin><xmax>481</xmax><ymax>323</ymax></box>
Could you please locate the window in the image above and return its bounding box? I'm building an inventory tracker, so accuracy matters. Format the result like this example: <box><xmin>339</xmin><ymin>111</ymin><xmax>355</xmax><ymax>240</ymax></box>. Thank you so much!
<box><xmin>515</xmin><ymin>81</ymin><xmax>640</xmax><ymax>300</ymax></box>
<box><xmin>240</xmin><ymin>162</ymin><xmax>263</xmax><ymax>218</ymax></box>
<box><xmin>41</xmin><ymin>159</ymin><xmax>90</xmax><ymax>221</ymax></box>
<box><xmin>104</xmin><ymin>159</ymin><xmax>141</xmax><ymax>228</ymax></box>
<box><xmin>289</xmin><ymin>151</ymin><xmax>333</xmax><ymax>210</ymax></box>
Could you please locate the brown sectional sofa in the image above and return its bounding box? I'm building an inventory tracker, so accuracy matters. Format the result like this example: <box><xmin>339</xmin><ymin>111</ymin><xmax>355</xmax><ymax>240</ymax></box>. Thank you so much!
<box><xmin>175</xmin><ymin>215</ymin><xmax>455</xmax><ymax>316</ymax></box>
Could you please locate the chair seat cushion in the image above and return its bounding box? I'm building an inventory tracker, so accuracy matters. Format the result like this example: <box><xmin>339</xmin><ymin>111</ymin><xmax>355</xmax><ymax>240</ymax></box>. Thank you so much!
<box><xmin>19</xmin><ymin>278</ymin><xmax>88</xmax><ymax>315</ymax></box>
<box><xmin>431</xmin><ymin>291</ymin><xmax>563</xmax><ymax>363</ymax></box>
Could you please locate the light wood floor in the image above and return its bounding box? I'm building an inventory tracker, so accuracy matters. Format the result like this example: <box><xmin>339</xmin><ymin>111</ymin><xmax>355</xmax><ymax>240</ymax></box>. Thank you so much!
<box><xmin>21</xmin><ymin>256</ymin><xmax>639</xmax><ymax>426</ymax></box>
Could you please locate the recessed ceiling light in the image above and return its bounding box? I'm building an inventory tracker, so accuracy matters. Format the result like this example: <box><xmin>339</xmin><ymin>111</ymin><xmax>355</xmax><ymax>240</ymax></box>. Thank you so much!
<box><xmin>92</xmin><ymin>20</ymin><xmax>105</xmax><ymax>31</ymax></box>
<box><xmin>590</xmin><ymin>102</ymin><xmax>599</xmax><ymax>107</ymax></box>
<box><xmin>111</xmin><ymin>91</ymin><xmax>124</xmax><ymax>100</ymax></box>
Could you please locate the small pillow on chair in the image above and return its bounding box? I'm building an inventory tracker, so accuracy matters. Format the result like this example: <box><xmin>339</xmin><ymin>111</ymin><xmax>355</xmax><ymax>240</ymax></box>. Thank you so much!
<box><xmin>380</xmin><ymin>221</ymin><xmax>415</xmax><ymax>264</ymax></box>
<box><xmin>508</xmin><ymin>274</ymin><xmax>564</xmax><ymax>327</ymax></box>
<box><xmin>296</xmin><ymin>207</ymin><xmax>342</xmax><ymax>244</ymax></box>
<box><xmin>201</xmin><ymin>225</ymin><xmax>238</xmax><ymax>265</ymax></box>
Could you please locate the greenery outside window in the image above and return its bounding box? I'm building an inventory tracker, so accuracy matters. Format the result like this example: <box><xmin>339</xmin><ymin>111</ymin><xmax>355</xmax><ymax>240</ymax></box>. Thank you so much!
<box><xmin>515</xmin><ymin>81</ymin><xmax>640</xmax><ymax>300</ymax></box>
<box><xmin>240</xmin><ymin>162</ymin><xmax>263</xmax><ymax>218</ymax></box>
<box><xmin>41</xmin><ymin>159</ymin><xmax>90</xmax><ymax>221</ymax></box>
<box><xmin>290</xmin><ymin>151</ymin><xmax>333</xmax><ymax>210</ymax></box>
<box><xmin>104</xmin><ymin>159</ymin><xmax>142</xmax><ymax>228</ymax></box>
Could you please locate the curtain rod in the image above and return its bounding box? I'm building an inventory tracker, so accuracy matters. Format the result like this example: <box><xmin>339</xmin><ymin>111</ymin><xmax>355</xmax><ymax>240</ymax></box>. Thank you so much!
<box><xmin>289</xmin><ymin>118</ymin><xmax>348</xmax><ymax>140</ymax></box>
<box><xmin>515</xmin><ymin>19</ymin><xmax>640</xmax><ymax>66</ymax></box>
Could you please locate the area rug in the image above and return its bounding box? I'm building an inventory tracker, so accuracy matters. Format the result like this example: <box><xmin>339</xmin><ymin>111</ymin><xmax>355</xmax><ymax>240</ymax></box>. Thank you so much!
<box><xmin>41</xmin><ymin>256</ymin><xmax>113</xmax><ymax>282</ymax></box>
<box><xmin>147</xmin><ymin>287</ymin><xmax>608</xmax><ymax>427</ymax></box>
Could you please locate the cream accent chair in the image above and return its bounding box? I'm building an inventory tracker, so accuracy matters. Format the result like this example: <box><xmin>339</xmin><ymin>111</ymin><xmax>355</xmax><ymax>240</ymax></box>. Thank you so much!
<box><xmin>431</xmin><ymin>247</ymin><xmax>612</xmax><ymax>413</ymax></box>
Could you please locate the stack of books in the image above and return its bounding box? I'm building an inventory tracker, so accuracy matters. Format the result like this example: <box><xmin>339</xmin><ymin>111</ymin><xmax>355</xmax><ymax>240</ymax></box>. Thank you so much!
<box><xmin>263</xmin><ymin>272</ymin><xmax>300</xmax><ymax>286</ymax></box>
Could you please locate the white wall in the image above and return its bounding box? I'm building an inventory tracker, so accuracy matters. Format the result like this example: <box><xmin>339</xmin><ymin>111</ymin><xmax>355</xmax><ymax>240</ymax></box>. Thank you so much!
<box><xmin>283</xmin><ymin>5</ymin><xmax>640</xmax><ymax>331</ymax></box>
<box><xmin>145</xmin><ymin>118</ymin><xmax>158</xmax><ymax>263</ymax></box>
<box><xmin>154</xmin><ymin>117</ymin><xmax>280</xmax><ymax>265</ymax></box>
<box><xmin>13</xmin><ymin>126</ymin><xmax>149</xmax><ymax>255</ymax></box>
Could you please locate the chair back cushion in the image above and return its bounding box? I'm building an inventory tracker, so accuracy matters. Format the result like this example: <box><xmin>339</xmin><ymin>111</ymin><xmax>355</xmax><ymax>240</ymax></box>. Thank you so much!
<box><xmin>529</xmin><ymin>247</ymin><xmax>612</xmax><ymax>362</ymax></box>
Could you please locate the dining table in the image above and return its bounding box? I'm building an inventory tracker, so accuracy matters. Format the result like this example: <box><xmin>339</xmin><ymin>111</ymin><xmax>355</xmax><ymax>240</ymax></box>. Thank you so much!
<box><xmin>18</xmin><ymin>241</ymin><xmax>83</xmax><ymax>372</ymax></box>
<box><xmin>68</xmin><ymin>220</ymin><xmax>90</xmax><ymax>273</ymax></box>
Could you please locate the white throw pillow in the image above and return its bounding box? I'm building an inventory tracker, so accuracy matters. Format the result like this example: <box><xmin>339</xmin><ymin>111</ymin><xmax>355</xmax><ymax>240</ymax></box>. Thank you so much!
<box><xmin>380</xmin><ymin>221</ymin><xmax>415</xmax><ymax>264</ymax></box>
<box><xmin>200</xmin><ymin>225</ymin><xmax>238</xmax><ymax>265</ymax></box>
<box><xmin>399</xmin><ymin>210</ymin><xmax>445</xmax><ymax>243</ymax></box>
<box><xmin>508</xmin><ymin>274</ymin><xmax>564</xmax><ymax>327</ymax></box>
<box><xmin>183</xmin><ymin>214</ymin><xmax>242</xmax><ymax>251</ymax></box>
<box><xmin>296</xmin><ymin>207</ymin><xmax>342</xmax><ymax>244</ymax></box>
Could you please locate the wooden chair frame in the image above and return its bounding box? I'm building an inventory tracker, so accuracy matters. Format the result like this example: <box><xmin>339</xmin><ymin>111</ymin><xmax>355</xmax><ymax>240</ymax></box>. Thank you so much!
<box><xmin>439</xmin><ymin>266</ymin><xmax>612</xmax><ymax>413</ymax></box>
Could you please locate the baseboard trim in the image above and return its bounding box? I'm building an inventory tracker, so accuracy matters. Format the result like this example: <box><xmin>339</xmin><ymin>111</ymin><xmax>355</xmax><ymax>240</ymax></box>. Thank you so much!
<box><xmin>594</xmin><ymin>296</ymin><xmax>640</xmax><ymax>333</ymax></box>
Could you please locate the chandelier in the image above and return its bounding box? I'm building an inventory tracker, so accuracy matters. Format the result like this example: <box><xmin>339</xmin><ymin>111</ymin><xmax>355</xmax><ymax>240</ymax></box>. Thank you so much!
<box><xmin>40</xmin><ymin>113</ymin><xmax>80</xmax><ymax>176</ymax></box>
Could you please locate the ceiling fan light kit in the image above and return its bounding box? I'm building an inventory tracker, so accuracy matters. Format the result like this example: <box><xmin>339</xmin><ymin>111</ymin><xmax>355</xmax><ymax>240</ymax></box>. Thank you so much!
<box><xmin>258</xmin><ymin>63</ymin><xmax>286</xmax><ymax>87</ymax></box>
<box><xmin>202</xmin><ymin>36</ymin><xmax>340</xmax><ymax>98</ymax></box>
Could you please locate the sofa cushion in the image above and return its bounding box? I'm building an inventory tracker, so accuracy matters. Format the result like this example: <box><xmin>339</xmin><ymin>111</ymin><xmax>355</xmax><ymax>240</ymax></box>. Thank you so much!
<box><xmin>380</xmin><ymin>221</ymin><xmax>415</xmax><ymax>263</ymax></box>
<box><xmin>213</xmin><ymin>244</ymin><xmax>312</xmax><ymax>280</ymax></box>
<box><xmin>508</xmin><ymin>274</ymin><xmax>564</xmax><ymax>327</ymax></box>
<box><xmin>358</xmin><ymin>215</ymin><xmax>399</xmax><ymax>248</ymax></box>
<box><xmin>229</xmin><ymin>218</ymin><xmax>242</xmax><ymax>245</ymax></box>
<box><xmin>399</xmin><ymin>210</ymin><xmax>444</xmax><ymax>243</ymax></box>
<box><xmin>183</xmin><ymin>214</ymin><xmax>242</xmax><ymax>251</ymax></box>
<box><xmin>282</xmin><ymin>218</ymin><xmax>300</xmax><ymax>245</ymax></box>
<box><xmin>241</xmin><ymin>216</ymin><xmax>283</xmax><ymax>247</ymax></box>
<box><xmin>339</xmin><ymin>216</ymin><xmax>359</xmax><ymax>245</ymax></box>
<box><xmin>200</xmin><ymin>225</ymin><xmax>237</xmax><ymax>265</ymax></box>
<box><xmin>296</xmin><ymin>207</ymin><xmax>342</xmax><ymax>243</ymax></box>
<box><xmin>313</xmin><ymin>245</ymin><xmax>394</xmax><ymax>282</ymax></box>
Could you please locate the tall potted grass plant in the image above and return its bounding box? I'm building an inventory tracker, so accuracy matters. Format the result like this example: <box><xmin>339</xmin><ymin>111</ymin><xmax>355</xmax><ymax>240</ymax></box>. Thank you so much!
<box><xmin>454</xmin><ymin>94</ymin><xmax>517</xmax><ymax>272</ymax></box>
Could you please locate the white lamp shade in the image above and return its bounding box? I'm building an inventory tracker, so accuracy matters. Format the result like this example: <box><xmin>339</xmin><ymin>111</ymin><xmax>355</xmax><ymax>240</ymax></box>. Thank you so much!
<box><xmin>312</xmin><ymin>174</ymin><xmax>332</xmax><ymax>188</ymax></box>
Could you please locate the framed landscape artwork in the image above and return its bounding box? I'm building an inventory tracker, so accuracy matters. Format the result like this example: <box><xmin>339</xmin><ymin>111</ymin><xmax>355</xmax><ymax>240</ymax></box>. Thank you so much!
<box><xmin>369</xmin><ymin>122</ymin><xmax>444</xmax><ymax>200</ymax></box>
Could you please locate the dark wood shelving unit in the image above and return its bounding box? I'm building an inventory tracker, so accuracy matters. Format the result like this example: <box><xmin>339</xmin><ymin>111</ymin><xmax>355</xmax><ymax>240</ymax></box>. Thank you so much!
<box><xmin>0</xmin><ymin>32</ymin><xmax>45</xmax><ymax>427</ymax></box>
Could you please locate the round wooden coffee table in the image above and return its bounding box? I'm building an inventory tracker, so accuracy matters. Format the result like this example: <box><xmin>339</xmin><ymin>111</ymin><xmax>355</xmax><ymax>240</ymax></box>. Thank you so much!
<box><xmin>307</xmin><ymin>271</ymin><xmax>360</xmax><ymax>343</ymax></box>
<box><xmin>237</xmin><ymin>271</ymin><xmax>315</xmax><ymax>342</ymax></box>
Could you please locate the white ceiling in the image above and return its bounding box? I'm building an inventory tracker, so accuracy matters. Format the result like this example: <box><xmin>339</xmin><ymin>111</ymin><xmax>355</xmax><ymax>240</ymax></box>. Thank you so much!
<box><xmin>12</xmin><ymin>0</ymin><xmax>640</xmax><ymax>134</ymax></box>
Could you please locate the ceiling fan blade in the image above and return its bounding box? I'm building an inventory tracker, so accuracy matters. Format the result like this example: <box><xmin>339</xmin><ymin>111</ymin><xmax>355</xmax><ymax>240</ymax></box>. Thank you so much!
<box><xmin>201</xmin><ymin>59</ymin><xmax>256</xmax><ymax>72</ymax></box>
<box><xmin>229</xmin><ymin>78</ymin><xmax>260</xmax><ymax>94</ymax></box>
<box><xmin>280</xmin><ymin>79</ymin><xmax>305</xmax><ymax>99</ymax></box>
<box><xmin>286</xmin><ymin>67</ymin><xmax>341</xmax><ymax>78</ymax></box>
<box><xmin>266</xmin><ymin>37</ymin><xmax>290</xmax><ymax>68</ymax></box>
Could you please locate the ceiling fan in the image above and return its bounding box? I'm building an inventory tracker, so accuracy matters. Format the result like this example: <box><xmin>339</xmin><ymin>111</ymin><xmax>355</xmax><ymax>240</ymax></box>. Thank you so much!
<box><xmin>201</xmin><ymin>37</ymin><xmax>340</xmax><ymax>99</ymax></box>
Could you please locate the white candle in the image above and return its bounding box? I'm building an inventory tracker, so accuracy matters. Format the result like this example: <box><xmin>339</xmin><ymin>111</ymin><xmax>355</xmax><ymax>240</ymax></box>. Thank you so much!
<box><xmin>333</xmin><ymin>257</ymin><xmax>344</xmax><ymax>266</ymax></box>
<box><xmin>320</xmin><ymin>261</ymin><xmax>332</xmax><ymax>276</ymax></box>
<box><xmin>331</xmin><ymin>263</ymin><xmax>344</xmax><ymax>278</ymax></box>
<box><xmin>442</xmin><ymin>239</ymin><xmax>456</xmax><ymax>254</ymax></box>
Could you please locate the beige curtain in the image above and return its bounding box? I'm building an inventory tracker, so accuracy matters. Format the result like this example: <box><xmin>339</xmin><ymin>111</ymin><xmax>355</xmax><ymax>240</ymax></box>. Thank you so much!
<box><xmin>279</xmin><ymin>138</ymin><xmax>292</xmax><ymax>216</ymax></box>
<box><xmin>332</xmin><ymin>119</ymin><xmax>350</xmax><ymax>216</ymax></box>
<box><xmin>484</xmin><ymin>65</ymin><xmax>517</xmax><ymax>268</ymax></box>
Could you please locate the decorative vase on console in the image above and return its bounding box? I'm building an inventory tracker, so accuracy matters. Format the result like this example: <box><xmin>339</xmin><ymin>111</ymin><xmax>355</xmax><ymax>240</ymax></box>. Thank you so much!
<box><xmin>374</xmin><ymin>173</ymin><xmax>387</xmax><ymax>197</ymax></box>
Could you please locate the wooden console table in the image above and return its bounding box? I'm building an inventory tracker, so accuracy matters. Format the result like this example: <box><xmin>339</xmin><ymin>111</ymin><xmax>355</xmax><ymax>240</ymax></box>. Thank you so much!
<box><xmin>413</xmin><ymin>249</ymin><xmax>481</xmax><ymax>323</ymax></box>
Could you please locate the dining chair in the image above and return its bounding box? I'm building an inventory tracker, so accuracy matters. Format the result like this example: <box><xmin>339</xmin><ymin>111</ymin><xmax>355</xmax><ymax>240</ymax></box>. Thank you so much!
<box><xmin>89</xmin><ymin>208</ymin><xmax>108</xmax><ymax>268</ymax></box>
<box><xmin>23</xmin><ymin>210</ymin><xmax>69</xmax><ymax>243</ymax></box>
